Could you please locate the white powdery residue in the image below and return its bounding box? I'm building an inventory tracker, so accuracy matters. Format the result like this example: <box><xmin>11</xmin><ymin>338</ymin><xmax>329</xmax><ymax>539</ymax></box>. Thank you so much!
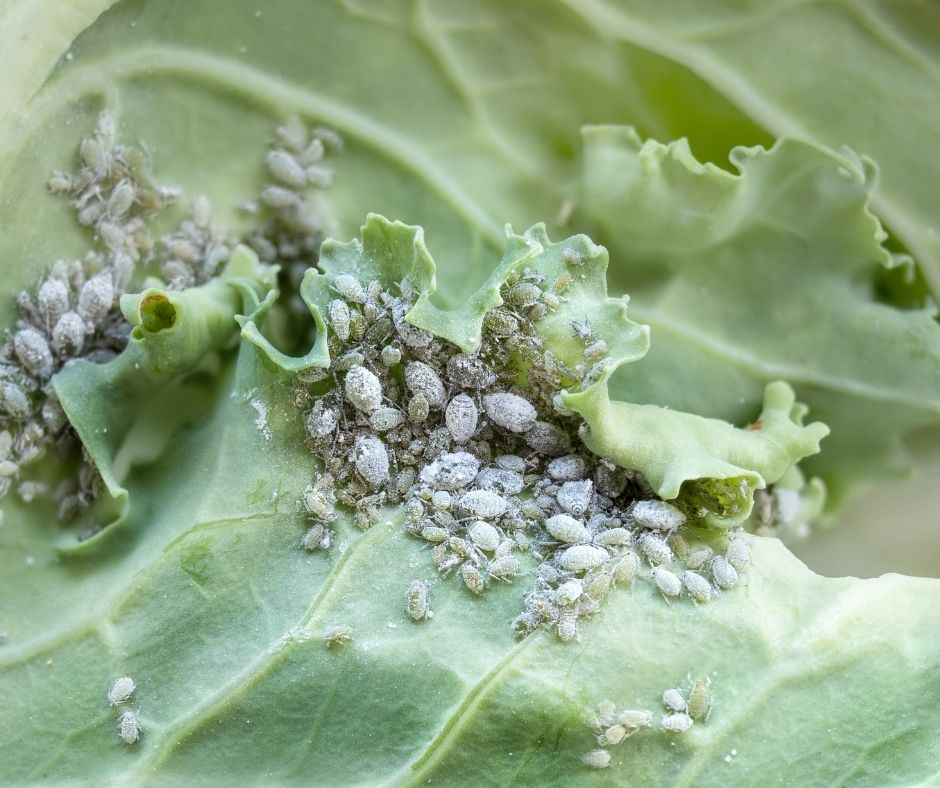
<box><xmin>250</xmin><ymin>398</ymin><xmax>271</xmax><ymax>440</ymax></box>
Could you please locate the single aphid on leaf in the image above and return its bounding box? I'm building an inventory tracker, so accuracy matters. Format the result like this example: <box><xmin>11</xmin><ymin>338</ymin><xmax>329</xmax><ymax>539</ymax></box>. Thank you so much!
<box><xmin>118</xmin><ymin>711</ymin><xmax>140</xmax><ymax>744</ymax></box>
<box><xmin>107</xmin><ymin>676</ymin><xmax>136</xmax><ymax>706</ymax></box>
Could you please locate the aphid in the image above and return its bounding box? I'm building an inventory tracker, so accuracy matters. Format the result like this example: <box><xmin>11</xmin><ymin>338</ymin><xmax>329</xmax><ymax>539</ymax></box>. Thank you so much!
<box><xmin>333</xmin><ymin>273</ymin><xmax>366</xmax><ymax>303</ymax></box>
<box><xmin>36</xmin><ymin>278</ymin><xmax>70</xmax><ymax>328</ymax></box>
<box><xmin>51</xmin><ymin>311</ymin><xmax>85</xmax><ymax>357</ymax></box>
<box><xmin>556</xmin><ymin>608</ymin><xmax>578</xmax><ymax>641</ymax></box>
<box><xmin>392</xmin><ymin>303</ymin><xmax>433</xmax><ymax>349</ymax></box>
<box><xmin>420</xmin><ymin>525</ymin><xmax>450</xmax><ymax>543</ymax></box>
<box><xmin>363</xmin><ymin>315</ymin><xmax>393</xmax><ymax>344</ymax></box>
<box><xmin>431</xmin><ymin>490</ymin><xmax>452</xmax><ymax>510</ymax></box>
<box><xmin>446</xmin><ymin>354</ymin><xmax>496</xmax><ymax>389</ymax></box>
<box><xmin>323</xmin><ymin>624</ymin><xmax>353</xmax><ymax>646</ymax></box>
<box><xmin>662</xmin><ymin>689</ymin><xmax>687</xmax><ymax>713</ymax></box>
<box><xmin>596</xmin><ymin>527</ymin><xmax>632</xmax><ymax>547</ymax></box>
<box><xmin>302</xmin><ymin>474</ymin><xmax>336</xmax><ymax>520</ymax></box>
<box><xmin>570</xmin><ymin>320</ymin><xmax>593</xmax><ymax>342</ymax></box>
<box><xmin>494</xmin><ymin>539</ymin><xmax>516</xmax><ymax>558</ymax></box>
<box><xmin>404</xmin><ymin>362</ymin><xmax>446</xmax><ymax>408</ymax></box>
<box><xmin>725</xmin><ymin>538</ymin><xmax>751</xmax><ymax>573</ymax></box>
<box><xmin>630</xmin><ymin>500</ymin><xmax>686</xmax><ymax>531</ymax></box>
<box><xmin>267</xmin><ymin>149</ymin><xmax>307</xmax><ymax>187</ymax></box>
<box><xmin>459</xmin><ymin>490</ymin><xmax>509</xmax><ymax>519</ymax></box>
<box><xmin>586</xmin><ymin>571</ymin><xmax>612</xmax><ymax>600</ymax></box>
<box><xmin>682</xmin><ymin>570</ymin><xmax>713</xmax><ymax>603</ymax></box>
<box><xmin>76</xmin><ymin>271</ymin><xmax>114</xmax><ymax>326</ymax></box>
<box><xmin>611</xmin><ymin>551</ymin><xmax>641</xmax><ymax>584</ymax></box>
<box><xmin>335</xmin><ymin>350</ymin><xmax>365</xmax><ymax>371</ymax></box>
<box><xmin>601</xmin><ymin>724</ymin><xmax>630</xmax><ymax>746</ymax></box>
<box><xmin>687</xmin><ymin>678</ymin><xmax>712</xmax><ymax>721</ymax></box>
<box><xmin>638</xmin><ymin>532</ymin><xmax>673</xmax><ymax>565</ymax></box>
<box><xmin>406</xmin><ymin>579</ymin><xmax>431</xmax><ymax>621</ymax></box>
<box><xmin>593</xmin><ymin>700</ymin><xmax>617</xmax><ymax>728</ymax></box>
<box><xmin>618</xmin><ymin>709</ymin><xmax>653</xmax><ymax>730</ymax></box>
<box><xmin>344</xmin><ymin>365</ymin><xmax>382</xmax><ymax>413</ymax></box>
<box><xmin>408</xmin><ymin>392</ymin><xmax>429</xmax><ymax>424</ymax></box>
<box><xmin>192</xmin><ymin>195</ymin><xmax>212</xmax><ymax>228</ymax></box>
<box><xmin>353</xmin><ymin>435</ymin><xmax>390</xmax><ymax>488</ymax></box>
<box><xmin>553</xmin><ymin>272</ymin><xmax>572</xmax><ymax>293</ymax></box>
<box><xmin>118</xmin><ymin>710</ymin><xmax>140</xmax><ymax>744</ymax></box>
<box><xmin>460</xmin><ymin>562</ymin><xmax>486</xmax><ymax>595</ymax></box>
<box><xmin>651</xmin><ymin>566</ymin><xmax>682</xmax><ymax>599</ymax></box>
<box><xmin>545</xmin><ymin>513</ymin><xmax>590</xmax><ymax>544</ymax></box>
<box><xmin>370</xmin><ymin>407</ymin><xmax>405</xmax><ymax>432</ymax></box>
<box><xmin>483</xmin><ymin>308</ymin><xmax>519</xmax><ymax>337</ymax></box>
<box><xmin>0</xmin><ymin>383</ymin><xmax>30</xmax><ymax>420</ymax></box>
<box><xmin>422</xmin><ymin>452</ymin><xmax>480</xmax><ymax>491</ymax></box>
<box><xmin>684</xmin><ymin>546</ymin><xmax>714</xmax><ymax>571</ymax></box>
<box><xmin>557</xmin><ymin>544</ymin><xmax>608</xmax><ymax>572</ymax></box>
<box><xmin>562</xmin><ymin>247</ymin><xmax>584</xmax><ymax>266</ymax></box>
<box><xmin>47</xmin><ymin>172</ymin><xmax>72</xmax><ymax>193</ymax></box>
<box><xmin>13</xmin><ymin>329</ymin><xmax>54</xmax><ymax>378</ymax></box>
<box><xmin>445</xmin><ymin>394</ymin><xmax>478</xmax><ymax>445</ymax></box>
<box><xmin>107</xmin><ymin>676</ymin><xmax>136</xmax><ymax>706</ymax></box>
<box><xmin>348</xmin><ymin>310</ymin><xmax>367</xmax><ymax>341</ymax></box>
<box><xmin>504</xmin><ymin>282</ymin><xmax>542</xmax><ymax>307</ymax></box>
<box><xmin>580</xmin><ymin>749</ymin><xmax>610</xmax><ymax>769</ymax></box>
<box><xmin>583</xmin><ymin>340</ymin><xmax>608</xmax><ymax>360</ymax></box>
<box><xmin>555</xmin><ymin>579</ymin><xmax>583</xmax><ymax>606</ymax></box>
<box><xmin>710</xmin><ymin>556</ymin><xmax>738</xmax><ymax>590</ymax></box>
<box><xmin>261</xmin><ymin>185</ymin><xmax>298</xmax><ymax>208</ymax></box>
<box><xmin>524</xmin><ymin>421</ymin><xmax>571</xmax><ymax>456</ymax></box>
<box><xmin>542</xmin><ymin>292</ymin><xmax>560</xmax><ymax>310</ymax></box>
<box><xmin>380</xmin><ymin>345</ymin><xmax>401</xmax><ymax>366</ymax></box>
<box><xmin>475</xmin><ymin>468</ymin><xmax>524</xmax><ymax>496</ymax></box>
<box><xmin>661</xmin><ymin>712</ymin><xmax>693</xmax><ymax>733</ymax></box>
<box><xmin>556</xmin><ymin>480</ymin><xmax>593</xmax><ymax>517</ymax></box>
<box><xmin>328</xmin><ymin>299</ymin><xmax>350</xmax><ymax>341</ymax></box>
<box><xmin>487</xmin><ymin>555</ymin><xmax>521</xmax><ymax>580</ymax></box>
<box><xmin>547</xmin><ymin>455</ymin><xmax>588</xmax><ymax>481</ymax></box>
<box><xmin>468</xmin><ymin>521</ymin><xmax>501</xmax><ymax>552</ymax></box>
<box><xmin>302</xmin><ymin>523</ymin><xmax>330</xmax><ymax>551</ymax></box>
<box><xmin>481</xmin><ymin>392</ymin><xmax>535</xmax><ymax>434</ymax></box>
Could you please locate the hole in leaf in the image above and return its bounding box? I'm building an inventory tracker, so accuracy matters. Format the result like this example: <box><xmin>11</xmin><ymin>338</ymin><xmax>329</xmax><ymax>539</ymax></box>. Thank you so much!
<box><xmin>139</xmin><ymin>294</ymin><xmax>177</xmax><ymax>332</ymax></box>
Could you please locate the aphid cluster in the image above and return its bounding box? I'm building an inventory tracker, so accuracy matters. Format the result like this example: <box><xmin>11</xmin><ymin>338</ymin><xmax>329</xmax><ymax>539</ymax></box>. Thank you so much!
<box><xmin>295</xmin><ymin>261</ymin><xmax>752</xmax><ymax>639</ymax></box>
<box><xmin>581</xmin><ymin>679</ymin><xmax>713</xmax><ymax>767</ymax></box>
<box><xmin>107</xmin><ymin>676</ymin><xmax>141</xmax><ymax>744</ymax></box>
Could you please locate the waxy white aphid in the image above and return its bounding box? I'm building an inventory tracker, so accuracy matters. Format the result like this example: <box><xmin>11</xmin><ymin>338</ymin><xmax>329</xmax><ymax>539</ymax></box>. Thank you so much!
<box><xmin>562</xmin><ymin>247</ymin><xmax>584</xmax><ymax>266</ymax></box>
<box><xmin>405</xmin><ymin>361</ymin><xmax>446</xmax><ymax>408</ymax></box>
<box><xmin>420</xmin><ymin>525</ymin><xmax>450</xmax><ymax>543</ymax></box>
<box><xmin>581</xmin><ymin>749</ymin><xmax>610</xmax><ymax>769</ymax></box>
<box><xmin>370</xmin><ymin>407</ymin><xmax>405</xmax><ymax>432</ymax></box>
<box><xmin>324</xmin><ymin>624</ymin><xmax>353</xmax><ymax>646</ymax></box>
<box><xmin>333</xmin><ymin>273</ymin><xmax>366</xmax><ymax>303</ymax></box>
<box><xmin>505</xmin><ymin>282</ymin><xmax>542</xmax><ymax>307</ymax></box>
<box><xmin>547</xmin><ymin>455</ymin><xmax>588</xmax><ymax>481</ymax></box>
<box><xmin>302</xmin><ymin>523</ymin><xmax>331</xmax><ymax>551</ymax></box>
<box><xmin>37</xmin><ymin>278</ymin><xmax>69</xmax><ymax>328</ymax></box>
<box><xmin>611</xmin><ymin>551</ymin><xmax>641</xmax><ymax>585</ymax></box>
<box><xmin>586</xmin><ymin>571</ymin><xmax>612</xmax><ymax>600</ymax></box>
<box><xmin>682</xmin><ymin>570</ymin><xmax>712</xmax><ymax>603</ymax></box>
<box><xmin>556</xmin><ymin>609</ymin><xmax>578</xmax><ymax>641</ymax></box>
<box><xmin>76</xmin><ymin>271</ymin><xmax>114</xmax><ymax>326</ymax></box>
<box><xmin>107</xmin><ymin>676</ymin><xmax>136</xmax><ymax>706</ymax></box>
<box><xmin>687</xmin><ymin>678</ymin><xmax>712</xmax><ymax>721</ymax></box>
<box><xmin>445</xmin><ymin>394</ymin><xmax>478</xmax><ymax>445</ymax></box>
<box><xmin>583</xmin><ymin>339</ymin><xmax>608</xmax><ymax>361</ymax></box>
<box><xmin>525</xmin><ymin>421</ymin><xmax>571</xmax><ymax>456</ymax></box>
<box><xmin>557</xmin><ymin>544</ymin><xmax>608</xmax><ymax>573</ymax></box>
<box><xmin>431</xmin><ymin>490</ymin><xmax>452</xmax><ymax>510</ymax></box>
<box><xmin>51</xmin><ymin>311</ymin><xmax>86</xmax><ymax>357</ymax></box>
<box><xmin>406</xmin><ymin>580</ymin><xmax>431</xmax><ymax>621</ymax></box>
<box><xmin>651</xmin><ymin>566</ymin><xmax>682</xmax><ymax>598</ymax></box>
<box><xmin>475</xmin><ymin>468</ymin><xmax>524</xmax><ymax>496</ymax></box>
<box><xmin>302</xmin><ymin>474</ymin><xmax>336</xmax><ymax>520</ymax></box>
<box><xmin>344</xmin><ymin>365</ymin><xmax>382</xmax><ymax>413</ymax></box>
<box><xmin>557</xmin><ymin>480</ymin><xmax>593</xmax><ymax>517</ymax></box>
<box><xmin>662</xmin><ymin>689</ymin><xmax>687</xmax><ymax>713</ymax></box>
<box><xmin>600</xmin><ymin>723</ymin><xmax>629</xmax><ymax>746</ymax></box>
<box><xmin>408</xmin><ymin>392</ymin><xmax>429</xmax><ymax>424</ymax></box>
<box><xmin>306</xmin><ymin>405</ymin><xmax>338</xmax><ymax>439</ymax></box>
<box><xmin>661</xmin><ymin>712</ymin><xmax>693</xmax><ymax>733</ymax></box>
<box><xmin>482</xmin><ymin>392</ymin><xmax>537</xmax><ymax>434</ymax></box>
<box><xmin>684</xmin><ymin>546</ymin><xmax>714</xmax><ymax>571</ymax></box>
<box><xmin>468</xmin><ymin>521</ymin><xmax>501</xmax><ymax>552</ymax></box>
<box><xmin>329</xmin><ymin>299</ymin><xmax>351</xmax><ymax>341</ymax></box>
<box><xmin>267</xmin><ymin>149</ymin><xmax>307</xmax><ymax>187</ymax></box>
<box><xmin>460</xmin><ymin>562</ymin><xmax>486</xmax><ymax>595</ymax></box>
<box><xmin>555</xmin><ymin>579</ymin><xmax>583</xmax><ymax>606</ymax></box>
<box><xmin>13</xmin><ymin>328</ymin><xmax>53</xmax><ymax>378</ymax></box>
<box><xmin>380</xmin><ymin>345</ymin><xmax>401</xmax><ymax>366</ymax></box>
<box><xmin>725</xmin><ymin>538</ymin><xmax>751</xmax><ymax>573</ymax></box>
<box><xmin>710</xmin><ymin>556</ymin><xmax>738</xmax><ymax>589</ymax></box>
<box><xmin>638</xmin><ymin>532</ymin><xmax>673</xmax><ymax>565</ymax></box>
<box><xmin>422</xmin><ymin>452</ymin><xmax>480</xmax><ymax>491</ymax></box>
<box><xmin>630</xmin><ymin>500</ymin><xmax>686</xmax><ymax>531</ymax></box>
<box><xmin>446</xmin><ymin>354</ymin><xmax>497</xmax><ymax>389</ymax></box>
<box><xmin>459</xmin><ymin>489</ymin><xmax>509</xmax><ymax>519</ymax></box>
<box><xmin>596</xmin><ymin>527</ymin><xmax>632</xmax><ymax>547</ymax></box>
<box><xmin>487</xmin><ymin>555</ymin><xmax>520</xmax><ymax>580</ymax></box>
<box><xmin>392</xmin><ymin>301</ymin><xmax>433</xmax><ymax>348</ymax></box>
<box><xmin>118</xmin><ymin>710</ymin><xmax>140</xmax><ymax>744</ymax></box>
<box><xmin>335</xmin><ymin>350</ymin><xmax>365</xmax><ymax>372</ymax></box>
<box><xmin>261</xmin><ymin>185</ymin><xmax>298</xmax><ymax>208</ymax></box>
<box><xmin>618</xmin><ymin>709</ymin><xmax>653</xmax><ymax>730</ymax></box>
<box><xmin>192</xmin><ymin>195</ymin><xmax>212</xmax><ymax>228</ymax></box>
<box><xmin>545</xmin><ymin>513</ymin><xmax>590</xmax><ymax>544</ymax></box>
<box><xmin>0</xmin><ymin>459</ymin><xmax>19</xmax><ymax>477</ymax></box>
<box><xmin>594</xmin><ymin>700</ymin><xmax>617</xmax><ymax>728</ymax></box>
<box><xmin>353</xmin><ymin>435</ymin><xmax>389</xmax><ymax>488</ymax></box>
<box><xmin>0</xmin><ymin>383</ymin><xmax>30</xmax><ymax>420</ymax></box>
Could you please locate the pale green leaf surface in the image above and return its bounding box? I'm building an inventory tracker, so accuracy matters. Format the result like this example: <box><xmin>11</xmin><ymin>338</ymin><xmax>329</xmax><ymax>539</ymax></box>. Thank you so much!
<box><xmin>581</xmin><ymin>126</ymin><xmax>940</xmax><ymax>510</ymax></box>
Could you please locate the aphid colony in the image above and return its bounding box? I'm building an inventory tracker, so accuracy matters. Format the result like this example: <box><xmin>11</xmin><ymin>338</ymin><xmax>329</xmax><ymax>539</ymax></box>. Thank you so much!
<box><xmin>1</xmin><ymin>115</ymin><xmax>338</xmax><ymax>535</ymax></box>
<box><xmin>107</xmin><ymin>676</ymin><xmax>140</xmax><ymax>744</ymax></box>
<box><xmin>296</xmin><ymin>264</ymin><xmax>752</xmax><ymax>640</ymax></box>
<box><xmin>582</xmin><ymin>678</ymin><xmax>713</xmax><ymax>768</ymax></box>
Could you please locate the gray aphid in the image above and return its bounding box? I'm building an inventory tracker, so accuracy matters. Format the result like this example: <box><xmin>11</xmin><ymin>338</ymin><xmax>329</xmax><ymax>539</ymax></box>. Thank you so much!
<box><xmin>556</xmin><ymin>579</ymin><xmax>583</xmax><ymax>606</ymax></box>
<box><xmin>474</xmin><ymin>467</ymin><xmax>524</xmax><ymax>496</ymax></box>
<box><xmin>545</xmin><ymin>513</ymin><xmax>590</xmax><ymax>544</ymax></box>
<box><xmin>107</xmin><ymin>676</ymin><xmax>136</xmax><ymax>705</ymax></box>
<box><xmin>651</xmin><ymin>566</ymin><xmax>682</xmax><ymax>598</ymax></box>
<box><xmin>487</xmin><ymin>555</ymin><xmax>521</xmax><ymax>580</ymax></box>
<box><xmin>494</xmin><ymin>454</ymin><xmax>526</xmax><ymax>473</ymax></box>
<box><xmin>37</xmin><ymin>278</ymin><xmax>69</xmax><ymax>328</ymax></box>
<box><xmin>344</xmin><ymin>365</ymin><xmax>382</xmax><ymax>413</ymax></box>
<box><xmin>0</xmin><ymin>383</ymin><xmax>30</xmax><ymax>420</ymax></box>
<box><xmin>682</xmin><ymin>570</ymin><xmax>712</xmax><ymax>603</ymax></box>
<box><xmin>557</xmin><ymin>479</ymin><xmax>593</xmax><ymax>517</ymax></box>
<box><xmin>684</xmin><ymin>546</ymin><xmax>714</xmax><ymax>571</ymax></box>
<box><xmin>380</xmin><ymin>345</ymin><xmax>402</xmax><ymax>366</ymax></box>
<box><xmin>460</xmin><ymin>562</ymin><xmax>486</xmax><ymax>595</ymax></box>
<box><xmin>618</xmin><ymin>709</ymin><xmax>653</xmax><ymax>729</ymax></box>
<box><xmin>392</xmin><ymin>301</ymin><xmax>433</xmax><ymax>348</ymax></box>
<box><xmin>445</xmin><ymin>394</ymin><xmax>478</xmax><ymax>444</ymax></box>
<box><xmin>612</xmin><ymin>551</ymin><xmax>641</xmax><ymax>584</ymax></box>
<box><xmin>459</xmin><ymin>489</ymin><xmax>509</xmax><ymax>519</ymax></box>
<box><xmin>329</xmin><ymin>299</ymin><xmax>351</xmax><ymax>341</ymax></box>
<box><xmin>324</xmin><ymin>624</ymin><xmax>353</xmax><ymax>646</ymax></box>
<box><xmin>524</xmin><ymin>420</ymin><xmax>571</xmax><ymax>456</ymax></box>
<box><xmin>725</xmin><ymin>538</ymin><xmax>751</xmax><ymax>573</ymax></box>
<box><xmin>261</xmin><ymin>185</ymin><xmax>298</xmax><ymax>208</ymax></box>
<box><xmin>630</xmin><ymin>499</ymin><xmax>686</xmax><ymax>531</ymax></box>
<box><xmin>306</xmin><ymin>405</ymin><xmax>338</xmax><ymax>438</ymax></box>
<box><xmin>482</xmin><ymin>392</ymin><xmax>537</xmax><ymax>433</ymax></box>
<box><xmin>406</xmin><ymin>580</ymin><xmax>431</xmax><ymax>621</ymax></box>
<box><xmin>118</xmin><ymin>710</ymin><xmax>140</xmax><ymax>744</ymax></box>
<box><xmin>468</xmin><ymin>521</ymin><xmax>501</xmax><ymax>552</ymax></box>
<box><xmin>77</xmin><ymin>271</ymin><xmax>114</xmax><ymax>326</ymax></box>
<box><xmin>405</xmin><ymin>361</ymin><xmax>446</xmax><ymax>408</ymax></box>
<box><xmin>333</xmin><ymin>273</ymin><xmax>366</xmax><ymax>303</ymax></box>
<box><xmin>711</xmin><ymin>556</ymin><xmax>738</xmax><ymax>589</ymax></box>
<box><xmin>408</xmin><ymin>392</ymin><xmax>429</xmax><ymax>424</ymax></box>
<box><xmin>638</xmin><ymin>532</ymin><xmax>673</xmax><ymax>565</ymax></box>
<box><xmin>353</xmin><ymin>435</ymin><xmax>389</xmax><ymax>488</ymax></box>
<box><xmin>335</xmin><ymin>350</ymin><xmax>365</xmax><ymax>372</ymax></box>
<box><xmin>547</xmin><ymin>455</ymin><xmax>589</xmax><ymax>481</ymax></box>
<box><xmin>446</xmin><ymin>354</ymin><xmax>496</xmax><ymax>389</ymax></box>
<box><xmin>557</xmin><ymin>544</ymin><xmax>608</xmax><ymax>572</ymax></box>
<box><xmin>661</xmin><ymin>712</ymin><xmax>693</xmax><ymax>733</ymax></box>
<box><xmin>267</xmin><ymin>149</ymin><xmax>307</xmax><ymax>187</ymax></box>
<box><xmin>13</xmin><ymin>329</ymin><xmax>53</xmax><ymax>378</ymax></box>
<box><xmin>595</xmin><ymin>527</ymin><xmax>632</xmax><ymax>547</ymax></box>
<box><xmin>580</xmin><ymin>749</ymin><xmax>610</xmax><ymax>769</ymax></box>
<box><xmin>51</xmin><ymin>311</ymin><xmax>86</xmax><ymax>357</ymax></box>
<box><xmin>662</xmin><ymin>688</ymin><xmax>687</xmax><ymax>712</ymax></box>
<box><xmin>370</xmin><ymin>407</ymin><xmax>405</xmax><ymax>432</ymax></box>
<box><xmin>421</xmin><ymin>452</ymin><xmax>480</xmax><ymax>491</ymax></box>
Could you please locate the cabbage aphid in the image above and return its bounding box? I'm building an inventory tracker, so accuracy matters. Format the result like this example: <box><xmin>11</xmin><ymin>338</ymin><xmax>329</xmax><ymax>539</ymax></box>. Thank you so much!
<box><xmin>406</xmin><ymin>580</ymin><xmax>432</xmax><ymax>621</ymax></box>
<box><xmin>107</xmin><ymin>676</ymin><xmax>136</xmax><ymax>706</ymax></box>
<box><xmin>118</xmin><ymin>710</ymin><xmax>140</xmax><ymax>744</ymax></box>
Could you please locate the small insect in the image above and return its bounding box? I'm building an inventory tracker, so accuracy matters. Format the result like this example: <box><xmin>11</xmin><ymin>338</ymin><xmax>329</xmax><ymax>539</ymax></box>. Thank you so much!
<box><xmin>570</xmin><ymin>320</ymin><xmax>593</xmax><ymax>342</ymax></box>
<box><xmin>651</xmin><ymin>566</ymin><xmax>682</xmax><ymax>599</ymax></box>
<box><xmin>344</xmin><ymin>365</ymin><xmax>382</xmax><ymax>413</ymax></box>
<box><xmin>353</xmin><ymin>435</ymin><xmax>390</xmax><ymax>488</ymax></box>
<box><xmin>36</xmin><ymin>278</ymin><xmax>70</xmax><ymax>328</ymax></box>
<box><xmin>323</xmin><ymin>624</ymin><xmax>353</xmax><ymax>647</ymax></box>
<box><xmin>611</xmin><ymin>551</ymin><xmax>641</xmax><ymax>585</ymax></box>
<box><xmin>638</xmin><ymin>532</ymin><xmax>673</xmax><ymax>565</ymax></box>
<box><xmin>580</xmin><ymin>749</ymin><xmax>610</xmax><ymax>769</ymax></box>
<box><xmin>662</xmin><ymin>689</ymin><xmax>687</xmax><ymax>713</ymax></box>
<box><xmin>420</xmin><ymin>525</ymin><xmax>450</xmax><ymax>543</ymax></box>
<box><xmin>460</xmin><ymin>562</ymin><xmax>486</xmax><ymax>595</ymax></box>
<box><xmin>487</xmin><ymin>555</ymin><xmax>520</xmax><ymax>580</ymax></box>
<box><xmin>618</xmin><ymin>709</ymin><xmax>653</xmax><ymax>730</ymax></box>
<box><xmin>595</xmin><ymin>527</ymin><xmax>632</xmax><ymax>547</ymax></box>
<box><xmin>556</xmin><ymin>609</ymin><xmax>578</xmax><ymax>642</ymax></box>
<box><xmin>467</xmin><ymin>521</ymin><xmax>501</xmax><ymax>552</ymax></box>
<box><xmin>107</xmin><ymin>676</ymin><xmax>136</xmax><ymax>706</ymax></box>
<box><xmin>406</xmin><ymin>579</ymin><xmax>432</xmax><ymax>621</ymax></box>
<box><xmin>302</xmin><ymin>523</ymin><xmax>331</xmax><ymax>551</ymax></box>
<box><xmin>557</xmin><ymin>544</ymin><xmax>609</xmax><ymax>573</ymax></box>
<box><xmin>329</xmin><ymin>299</ymin><xmax>351</xmax><ymax>342</ymax></box>
<box><xmin>481</xmin><ymin>392</ymin><xmax>537</xmax><ymax>433</ymax></box>
<box><xmin>545</xmin><ymin>513</ymin><xmax>590</xmax><ymax>544</ymax></box>
<box><xmin>586</xmin><ymin>571</ymin><xmax>612</xmax><ymax>600</ymax></box>
<box><xmin>404</xmin><ymin>361</ymin><xmax>446</xmax><ymax>409</ymax></box>
<box><xmin>267</xmin><ymin>149</ymin><xmax>308</xmax><ymax>187</ymax></box>
<box><xmin>459</xmin><ymin>490</ymin><xmax>509</xmax><ymax>519</ymax></box>
<box><xmin>408</xmin><ymin>392</ymin><xmax>430</xmax><ymax>424</ymax></box>
<box><xmin>684</xmin><ymin>546</ymin><xmax>714</xmax><ymax>571</ymax></box>
<box><xmin>370</xmin><ymin>406</ymin><xmax>405</xmax><ymax>432</ymax></box>
<box><xmin>14</xmin><ymin>328</ymin><xmax>54</xmax><ymax>378</ymax></box>
<box><xmin>333</xmin><ymin>273</ymin><xmax>366</xmax><ymax>303</ymax></box>
<box><xmin>555</xmin><ymin>579</ymin><xmax>583</xmax><ymax>606</ymax></box>
<box><xmin>725</xmin><ymin>537</ymin><xmax>751</xmax><ymax>573</ymax></box>
<box><xmin>556</xmin><ymin>480</ymin><xmax>593</xmax><ymax>517</ymax></box>
<box><xmin>583</xmin><ymin>340</ymin><xmax>608</xmax><ymax>360</ymax></box>
<box><xmin>445</xmin><ymin>394</ymin><xmax>478</xmax><ymax>445</ymax></box>
<box><xmin>546</xmin><ymin>455</ymin><xmax>588</xmax><ymax>481</ymax></box>
<box><xmin>118</xmin><ymin>710</ymin><xmax>140</xmax><ymax>744</ymax></box>
<box><xmin>380</xmin><ymin>345</ymin><xmax>401</xmax><ymax>366</ymax></box>
<box><xmin>682</xmin><ymin>570</ymin><xmax>713</xmax><ymax>603</ymax></box>
<box><xmin>687</xmin><ymin>678</ymin><xmax>712</xmax><ymax>721</ymax></box>
<box><xmin>710</xmin><ymin>556</ymin><xmax>738</xmax><ymax>590</ymax></box>
<box><xmin>600</xmin><ymin>723</ymin><xmax>629</xmax><ymax>746</ymax></box>
<box><xmin>630</xmin><ymin>500</ymin><xmax>686</xmax><ymax>531</ymax></box>
<box><xmin>661</xmin><ymin>712</ymin><xmax>693</xmax><ymax>733</ymax></box>
<box><xmin>302</xmin><ymin>474</ymin><xmax>337</xmax><ymax>520</ymax></box>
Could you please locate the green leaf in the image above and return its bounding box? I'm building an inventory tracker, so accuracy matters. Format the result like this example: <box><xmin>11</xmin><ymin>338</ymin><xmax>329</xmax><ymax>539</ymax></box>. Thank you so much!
<box><xmin>580</xmin><ymin>126</ymin><xmax>940</xmax><ymax>511</ymax></box>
